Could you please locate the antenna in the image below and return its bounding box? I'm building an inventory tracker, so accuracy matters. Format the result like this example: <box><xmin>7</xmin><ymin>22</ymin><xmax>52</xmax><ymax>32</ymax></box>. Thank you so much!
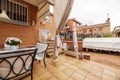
<box><xmin>107</xmin><ymin>13</ymin><xmax>109</xmax><ymax>18</ymax></box>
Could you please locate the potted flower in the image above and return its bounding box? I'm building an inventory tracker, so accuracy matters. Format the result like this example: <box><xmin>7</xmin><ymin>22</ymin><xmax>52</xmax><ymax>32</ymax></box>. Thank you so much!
<box><xmin>5</xmin><ymin>37</ymin><xmax>22</xmax><ymax>50</ymax></box>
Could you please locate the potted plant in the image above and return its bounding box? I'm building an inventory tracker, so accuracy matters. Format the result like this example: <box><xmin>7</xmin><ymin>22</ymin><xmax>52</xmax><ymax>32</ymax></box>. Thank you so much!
<box><xmin>5</xmin><ymin>37</ymin><xmax>22</xmax><ymax>50</ymax></box>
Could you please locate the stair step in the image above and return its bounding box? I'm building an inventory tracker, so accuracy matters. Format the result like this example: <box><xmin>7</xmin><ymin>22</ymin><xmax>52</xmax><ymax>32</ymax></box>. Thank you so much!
<box><xmin>48</xmin><ymin>47</ymin><xmax>54</xmax><ymax>49</ymax></box>
<box><xmin>46</xmin><ymin>40</ymin><xmax>55</xmax><ymax>58</ymax></box>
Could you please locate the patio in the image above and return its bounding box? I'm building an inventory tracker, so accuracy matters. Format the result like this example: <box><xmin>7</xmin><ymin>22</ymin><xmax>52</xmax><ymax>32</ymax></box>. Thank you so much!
<box><xmin>0</xmin><ymin>0</ymin><xmax>120</xmax><ymax>80</ymax></box>
<box><xmin>25</xmin><ymin>53</ymin><xmax>120</xmax><ymax>80</ymax></box>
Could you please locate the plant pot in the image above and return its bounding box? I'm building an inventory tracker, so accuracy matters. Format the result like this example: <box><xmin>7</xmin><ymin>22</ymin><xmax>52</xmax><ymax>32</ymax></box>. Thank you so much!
<box><xmin>10</xmin><ymin>45</ymin><xmax>19</xmax><ymax>50</ymax></box>
<box><xmin>4</xmin><ymin>43</ymin><xmax>11</xmax><ymax>50</ymax></box>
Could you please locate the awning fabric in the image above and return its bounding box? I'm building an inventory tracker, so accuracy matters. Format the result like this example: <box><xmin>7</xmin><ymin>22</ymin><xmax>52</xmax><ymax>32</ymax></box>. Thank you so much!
<box><xmin>54</xmin><ymin>0</ymin><xmax>74</xmax><ymax>34</ymax></box>
<box><xmin>53</xmin><ymin>0</ymin><xmax>74</xmax><ymax>59</ymax></box>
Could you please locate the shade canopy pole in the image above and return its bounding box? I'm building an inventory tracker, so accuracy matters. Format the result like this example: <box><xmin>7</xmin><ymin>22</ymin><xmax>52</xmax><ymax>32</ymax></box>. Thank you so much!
<box><xmin>73</xmin><ymin>23</ymin><xmax>79</xmax><ymax>58</ymax></box>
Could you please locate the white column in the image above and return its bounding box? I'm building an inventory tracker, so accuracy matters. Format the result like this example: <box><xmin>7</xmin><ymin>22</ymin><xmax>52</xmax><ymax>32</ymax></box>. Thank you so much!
<box><xmin>73</xmin><ymin>23</ymin><xmax>79</xmax><ymax>58</ymax></box>
<box><xmin>53</xmin><ymin>35</ymin><xmax>58</xmax><ymax>59</ymax></box>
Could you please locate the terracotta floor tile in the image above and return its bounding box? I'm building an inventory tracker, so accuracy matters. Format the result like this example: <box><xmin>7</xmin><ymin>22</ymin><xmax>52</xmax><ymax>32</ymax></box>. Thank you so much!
<box><xmin>48</xmin><ymin>77</ymin><xmax>58</xmax><ymax>80</ymax></box>
<box><xmin>103</xmin><ymin>69</ymin><xmax>116</xmax><ymax>77</ymax></box>
<box><xmin>79</xmin><ymin>64</ymin><xmax>92</xmax><ymax>71</ymax></box>
<box><xmin>76</xmin><ymin>68</ymin><xmax>88</xmax><ymax>76</ymax></box>
<box><xmin>49</xmin><ymin>68</ymin><xmax>69</xmax><ymax>80</ymax></box>
<box><xmin>102</xmin><ymin>73</ymin><xmax>117</xmax><ymax>80</ymax></box>
<box><xmin>87</xmin><ymin>73</ymin><xmax>101</xmax><ymax>80</ymax></box>
<box><xmin>71</xmin><ymin>72</ymin><xmax>85</xmax><ymax>80</ymax></box>
<box><xmin>116</xmin><ymin>72</ymin><xmax>120</xmax><ymax>79</ymax></box>
<box><xmin>92</xmin><ymin>65</ymin><xmax>103</xmax><ymax>71</ymax></box>
<box><xmin>40</xmin><ymin>72</ymin><xmax>52</xmax><ymax>80</ymax></box>
<box><xmin>24</xmin><ymin>54</ymin><xmax>120</xmax><ymax>80</ymax></box>
<box><xmin>69</xmin><ymin>64</ymin><xmax>78</xmax><ymax>71</ymax></box>
<box><xmin>84</xmin><ymin>77</ymin><xmax>91</xmax><ymax>80</ymax></box>
<box><xmin>56</xmin><ymin>65</ymin><xmax>66</xmax><ymax>71</ymax></box>
<box><xmin>63</xmin><ymin>67</ymin><xmax>75</xmax><ymax>76</ymax></box>
<box><xmin>46</xmin><ymin>65</ymin><xmax>56</xmax><ymax>71</ymax></box>
<box><xmin>66</xmin><ymin>77</ymin><xmax>74</xmax><ymax>80</ymax></box>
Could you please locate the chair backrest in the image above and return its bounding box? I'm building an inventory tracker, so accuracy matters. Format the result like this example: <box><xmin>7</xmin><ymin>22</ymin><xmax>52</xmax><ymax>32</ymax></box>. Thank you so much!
<box><xmin>35</xmin><ymin>43</ymin><xmax>49</xmax><ymax>54</ymax></box>
<box><xmin>0</xmin><ymin>47</ymin><xmax>37</xmax><ymax>80</ymax></box>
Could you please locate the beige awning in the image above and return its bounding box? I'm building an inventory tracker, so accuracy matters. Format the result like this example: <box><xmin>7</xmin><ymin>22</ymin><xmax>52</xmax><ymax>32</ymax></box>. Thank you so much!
<box><xmin>54</xmin><ymin>0</ymin><xmax>74</xmax><ymax>34</ymax></box>
<box><xmin>53</xmin><ymin>0</ymin><xmax>74</xmax><ymax>59</ymax></box>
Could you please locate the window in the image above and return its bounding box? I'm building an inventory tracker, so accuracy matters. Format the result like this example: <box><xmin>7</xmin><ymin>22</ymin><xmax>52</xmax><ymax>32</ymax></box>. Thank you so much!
<box><xmin>0</xmin><ymin>0</ymin><xmax>28</xmax><ymax>23</ymax></box>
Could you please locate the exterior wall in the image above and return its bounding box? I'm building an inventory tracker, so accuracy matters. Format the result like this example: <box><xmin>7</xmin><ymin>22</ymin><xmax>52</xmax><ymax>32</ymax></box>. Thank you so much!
<box><xmin>102</xmin><ymin>25</ymin><xmax>110</xmax><ymax>34</ymax></box>
<box><xmin>0</xmin><ymin>1</ymin><xmax>38</xmax><ymax>48</ymax></box>
<box><xmin>67</xmin><ymin>19</ymin><xmax>74</xmax><ymax>30</ymax></box>
<box><xmin>36</xmin><ymin>15</ymin><xmax>56</xmax><ymax>41</ymax></box>
<box><xmin>82</xmin><ymin>24</ymin><xmax>110</xmax><ymax>35</ymax></box>
<box><xmin>67</xmin><ymin>19</ymin><xmax>81</xmax><ymax>31</ymax></box>
<box><xmin>62</xmin><ymin>41</ymin><xmax>83</xmax><ymax>52</ymax></box>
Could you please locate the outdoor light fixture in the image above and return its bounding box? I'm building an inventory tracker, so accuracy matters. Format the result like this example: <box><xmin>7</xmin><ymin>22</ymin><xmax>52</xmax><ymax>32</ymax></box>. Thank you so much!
<box><xmin>0</xmin><ymin>0</ymin><xmax>10</xmax><ymax>20</ymax></box>
<box><xmin>0</xmin><ymin>10</ymin><xmax>10</xmax><ymax>20</ymax></box>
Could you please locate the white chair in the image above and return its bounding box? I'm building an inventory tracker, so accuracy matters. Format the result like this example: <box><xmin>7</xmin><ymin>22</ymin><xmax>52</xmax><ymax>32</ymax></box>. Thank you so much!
<box><xmin>35</xmin><ymin>43</ymin><xmax>49</xmax><ymax>67</ymax></box>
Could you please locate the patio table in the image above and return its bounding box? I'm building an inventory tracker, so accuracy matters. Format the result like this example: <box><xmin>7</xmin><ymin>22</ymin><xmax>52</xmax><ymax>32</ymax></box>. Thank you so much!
<box><xmin>83</xmin><ymin>38</ymin><xmax>120</xmax><ymax>52</ymax></box>
<box><xmin>0</xmin><ymin>47</ymin><xmax>37</xmax><ymax>80</ymax></box>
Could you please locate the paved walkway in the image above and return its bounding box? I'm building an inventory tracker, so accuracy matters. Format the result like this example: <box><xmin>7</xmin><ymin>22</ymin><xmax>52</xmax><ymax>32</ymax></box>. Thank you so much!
<box><xmin>89</xmin><ymin>52</ymin><xmax>120</xmax><ymax>69</ymax></box>
<box><xmin>25</xmin><ymin>54</ymin><xmax>120</xmax><ymax>80</ymax></box>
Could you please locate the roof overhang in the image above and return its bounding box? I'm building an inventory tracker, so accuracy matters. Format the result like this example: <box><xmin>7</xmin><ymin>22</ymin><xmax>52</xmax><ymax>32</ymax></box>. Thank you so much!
<box><xmin>23</xmin><ymin>0</ymin><xmax>54</xmax><ymax>20</ymax></box>
<box><xmin>23</xmin><ymin>0</ymin><xmax>54</xmax><ymax>7</ymax></box>
<box><xmin>23</xmin><ymin>0</ymin><xmax>47</xmax><ymax>7</ymax></box>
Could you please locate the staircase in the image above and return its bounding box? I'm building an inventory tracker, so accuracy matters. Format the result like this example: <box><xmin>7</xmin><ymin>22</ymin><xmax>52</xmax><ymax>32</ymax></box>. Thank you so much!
<box><xmin>46</xmin><ymin>39</ymin><xmax>64</xmax><ymax>58</ymax></box>
<box><xmin>46</xmin><ymin>40</ymin><xmax>55</xmax><ymax>58</ymax></box>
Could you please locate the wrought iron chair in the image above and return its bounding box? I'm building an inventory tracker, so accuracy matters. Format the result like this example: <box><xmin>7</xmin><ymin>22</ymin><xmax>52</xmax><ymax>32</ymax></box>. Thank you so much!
<box><xmin>0</xmin><ymin>47</ymin><xmax>37</xmax><ymax>80</ymax></box>
<box><xmin>35</xmin><ymin>43</ymin><xmax>49</xmax><ymax>67</ymax></box>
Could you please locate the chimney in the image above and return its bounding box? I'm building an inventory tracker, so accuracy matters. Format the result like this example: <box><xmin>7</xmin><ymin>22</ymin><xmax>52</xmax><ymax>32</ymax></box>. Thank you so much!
<box><xmin>106</xmin><ymin>13</ymin><xmax>110</xmax><ymax>23</ymax></box>
<box><xmin>106</xmin><ymin>18</ymin><xmax>110</xmax><ymax>23</ymax></box>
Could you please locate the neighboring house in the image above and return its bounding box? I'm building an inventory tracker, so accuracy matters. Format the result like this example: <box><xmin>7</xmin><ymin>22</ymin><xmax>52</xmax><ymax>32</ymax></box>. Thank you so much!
<box><xmin>112</xmin><ymin>26</ymin><xmax>120</xmax><ymax>37</ymax></box>
<box><xmin>81</xmin><ymin>18</ymin><xmax>110</xmax><ymax>37</ymax></box>
<box><xmin>60</xmin><ymin>18</ymin><xmax>111</xmax><ymax>40</ymax></box>
<box><xmin>60</xmin><ymin>18</ymin><xmax>81</xmax><ymax>40</ymax></box>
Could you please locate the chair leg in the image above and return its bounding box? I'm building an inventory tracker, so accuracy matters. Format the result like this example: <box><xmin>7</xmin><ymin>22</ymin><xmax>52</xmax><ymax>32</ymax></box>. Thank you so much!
<box><xmin>43</xmin><ymin>57</ymin><xmax>46</xmax><ymax>67</ymax></box>
<box><xmin>31</xmin><ymin>73</ymin><xmax>33</xmax><ymax>80</ymax></box>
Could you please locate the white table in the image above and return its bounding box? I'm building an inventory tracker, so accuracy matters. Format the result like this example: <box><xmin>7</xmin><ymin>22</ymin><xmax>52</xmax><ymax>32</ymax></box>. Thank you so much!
<box><xmin>0</xmin><ymin>47</ymin><xmax>36</xmax><ymax>54</ymax></box>
<box><xmin>83</xmin><ymin>38</ymin><xmax>120</xmax><ymax>52</ymax></box>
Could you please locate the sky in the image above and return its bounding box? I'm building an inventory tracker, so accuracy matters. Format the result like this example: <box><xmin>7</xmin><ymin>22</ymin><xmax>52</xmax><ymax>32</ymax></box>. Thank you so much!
<box><xmin>69</xmin><ymin>0</ymin><xmax>120</xmax><ymax>31</ymax></box>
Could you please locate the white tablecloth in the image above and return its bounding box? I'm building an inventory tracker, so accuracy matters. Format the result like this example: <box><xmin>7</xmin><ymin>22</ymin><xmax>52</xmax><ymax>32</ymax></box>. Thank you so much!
<box><xmin>83</xmin><ymin>38</ymin><xmax>120</xmax><ymax>52</ymax></box>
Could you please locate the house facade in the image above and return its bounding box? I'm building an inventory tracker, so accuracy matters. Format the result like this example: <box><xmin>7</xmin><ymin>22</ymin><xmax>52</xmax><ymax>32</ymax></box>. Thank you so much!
<box><xmin>0</xmin><ymin>0</ymin><xmax>55</xmax><ymax>48</ymax></box>
<box><xmin>80</xmin><ymin>18</ymin><xmax>110</xmax><ymax>37</ymax></box>
<box><xmin>61</xmin><ymin>18</ymin><xmax>111</xmax><ymax>41</ymax></box>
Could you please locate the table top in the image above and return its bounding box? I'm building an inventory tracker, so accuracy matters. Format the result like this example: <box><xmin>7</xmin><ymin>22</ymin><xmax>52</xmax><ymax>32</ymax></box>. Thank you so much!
<box><xmin>0</xmin><ymin>47</ymin><xmax>36</xmax><ymax>54</ymax></box>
